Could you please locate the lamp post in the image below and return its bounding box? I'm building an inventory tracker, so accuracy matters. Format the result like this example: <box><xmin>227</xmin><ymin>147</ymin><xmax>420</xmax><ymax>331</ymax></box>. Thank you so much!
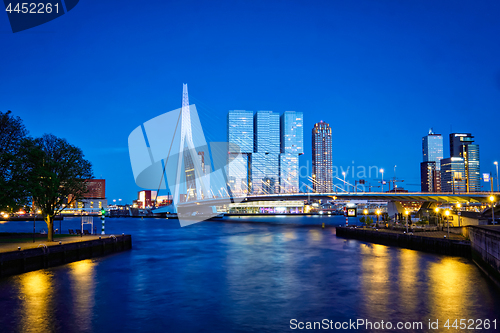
<box><xmin>363</xmin><ymin>209</ymin><xmax>368</xmax><ymax>227</ymax></box>
<box><xmin>394</xmin><ymin>165</ymin><xmax>397</xmax><ymax>192</ymax></box>
<box><xmin>495</xmin><ymin>161</ymin><xmax>499</xmax><ymax>192</ymax></box>
<box><xmin>434</xmin><ymin>207</ymin><xmax>440</xmax><ymax>227</ymax></box>
<box><xmin>490</xmin><ymin>196</ymin><xmax>496</xmax><ymax>225</ymax></box>
<box><xmin>456</xmin><ymin>203</ymin><xmax>461</xmax><ymax>227</ymax></box>
<box><xmin>404</xmin><ymin>210</ymin><xmax>409</xmax><ymax>233</ymax></box>
<box><xmin>445</xmin><ymin>210</ymin><xmax>450</xmax><ymax>238</ymax></box>
<box><xmin>342</xmin><ymin>172</ymin><xmax>346</xmax><ymax>193</ymax></box>
<box><xmin>380</xmin><ymin>169</ymin><xmax>384</xmax><ymax>192</ymax></box>
<box><xmin>376</xmin><ymin>209</ymin><xmax>381</xmax><ymax>226</ymax></box>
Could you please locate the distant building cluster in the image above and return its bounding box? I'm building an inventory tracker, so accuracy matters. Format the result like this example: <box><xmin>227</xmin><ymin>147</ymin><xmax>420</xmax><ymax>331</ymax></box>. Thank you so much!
<box><xmin>133</xmin><ymin>190</ymin><xmax>172</xmax><ymax>208</ymax></box>
<box><xmin>64</xmin><ymin>179</ymin><xmax>108</xmax><ymax>214</ymax></box>
<box><xmin>227</xmin><ymin>110</ymin><xmax>303</xmax><ymax>195</ymax></box>
<box><xmin>421</xmin><ymin>130</ymin><xmax>481</xmax><ymax>193</ymax></box>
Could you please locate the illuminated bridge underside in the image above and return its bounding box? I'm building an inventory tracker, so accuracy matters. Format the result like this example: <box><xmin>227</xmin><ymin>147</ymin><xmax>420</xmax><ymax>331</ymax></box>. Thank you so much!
<box><xmin>173</xmin><ymin>192</ymin><xmax>497</xmax><ymax>210</ymax></box>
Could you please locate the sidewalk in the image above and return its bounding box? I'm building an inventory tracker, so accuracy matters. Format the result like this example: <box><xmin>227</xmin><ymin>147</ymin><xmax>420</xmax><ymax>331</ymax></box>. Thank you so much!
<box><xmin>0</xmin><ymin>235</ymin><xmax>105</xmax><ymax>254</ymax></box>
<box><xmin>357</xmin><ymin>227</ymin><xmax>467</xmax><ymax>241</ymax></box>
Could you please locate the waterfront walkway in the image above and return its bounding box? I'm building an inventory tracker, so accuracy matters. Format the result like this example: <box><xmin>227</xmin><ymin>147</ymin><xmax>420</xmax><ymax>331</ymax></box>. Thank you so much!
<box><xmin>360</xmin><ymin>228</ymin><xmax>468</xmax><ymax>241</ymax></box>
<box><xmin>0</xmin><ymin>235</ymin><xmax>105</xmax><ymax>254</ymax></box>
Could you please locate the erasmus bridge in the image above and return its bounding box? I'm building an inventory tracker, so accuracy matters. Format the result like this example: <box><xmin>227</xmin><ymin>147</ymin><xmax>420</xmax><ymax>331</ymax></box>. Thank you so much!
<box><xmin>129</xmin><ymin>85</ymin><xmax>497</xmax><ymax>225</ymax></box>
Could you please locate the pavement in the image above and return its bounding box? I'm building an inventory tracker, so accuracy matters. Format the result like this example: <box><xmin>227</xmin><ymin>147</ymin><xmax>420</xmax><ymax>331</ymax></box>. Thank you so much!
<box><xmin>357</xmin><ymin>227</ymin><xmax>468</xmax><ymax>241</ymax></box>
<box><xmin>0</xmin><ymin>235</ymin><xmax>107</xmax><ymax>254</ymax></box>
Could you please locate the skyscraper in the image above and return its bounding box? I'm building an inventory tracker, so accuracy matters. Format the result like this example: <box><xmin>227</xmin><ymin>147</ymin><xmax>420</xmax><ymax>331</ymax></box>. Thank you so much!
<box><xmin>312</xmin><ymin>121</ymin><xmax>332</xmax><ymax>193</ymax></box>
<box><xmin>252</xmin><ymin>111</ymin><xmax>280</xmax><ymax>194</ymax></box>
<box><xmin>227</xmin><ymin>110</ymin><xmax>253</xmax><ymax>195</ymax></box>
<box><xmin>420</xmin><ymin>161</ymin><xmax>437</xmax><ymax>192</ymax></box>
<box><xmin>421</xmin><ymin>129</ymin><xmax>443</xmax><ymax>192</ymax></box>
<box><xmin>441</xmin><ymin>157</ymin><xmax>466</xmax><ymax>193</ymax></box>
<box><xmin>449</xmin><ymin>133</ymin><xmax>480</xmax><ymax>192</ymax></box>
<box><xmin>280</xmin><ymin>111</ymin><xmax>303</xmax><ymax>193</ymax></box>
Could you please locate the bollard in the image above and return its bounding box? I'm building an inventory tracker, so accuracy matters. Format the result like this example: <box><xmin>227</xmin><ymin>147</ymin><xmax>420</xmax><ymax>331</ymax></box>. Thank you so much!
<box><xmin>322</xmin><ymin>223</ymin><xmax>325</xmax><ymax>229</ymax></box>
<box><xmin>101</xmin><ymin>214</ymin><xmax>105</xmax><ymax>235</ymax></box>
<box><xmin>18</xmin><ymin>247</ymin><xmax>21</xmax><ymax>251</ymax></box>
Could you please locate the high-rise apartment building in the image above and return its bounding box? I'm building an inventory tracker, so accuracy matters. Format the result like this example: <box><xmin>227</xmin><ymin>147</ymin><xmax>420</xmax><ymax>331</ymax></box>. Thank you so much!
<box><xmin>440</xmin><ymin>157</ymin><xmax>466</xmax><ymax>193</ymax></box>
<box><xmin>449</xmin><ymin>133</ymin><xmax>480</xmax><ymax>192</ymax></box>
<box><xmin>312</xmin><ymin>121</ymin><xmax>333</xmax><ymax>193</ymax></box>
<box><xmin>280</xmin><ymin>111</ymin><xmax>303</xmax><ymax>193</ymax></box>
<box><xmin>227</xmin><ymin>110</ymin><xmax>253</xmax><ymax>195</ymax></box>
<box><xmin>421</xmin><ymin>129</ymin><xmax>443</xmax><ymax>192</ymax></box>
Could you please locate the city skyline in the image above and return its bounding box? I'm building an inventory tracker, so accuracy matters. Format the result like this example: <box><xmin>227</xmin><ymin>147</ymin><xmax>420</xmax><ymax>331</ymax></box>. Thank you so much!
<box><xmin>3</xmin><ymin>0</ymin><xmax>500</xmax><ymax>202</ymax></box>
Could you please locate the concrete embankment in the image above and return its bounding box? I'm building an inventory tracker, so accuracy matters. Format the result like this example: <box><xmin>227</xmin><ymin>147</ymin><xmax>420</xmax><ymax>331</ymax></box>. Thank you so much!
<box><xmin>336</xmin><ymin>227</ymin><xmax>470</xmax><ymax>257</ymax></box>
<box><xmin>0</xmin><ymin>235</ymin><xmax>131</xmax><ymax>278</ymax></box>
<box><xmin>468</xmin><ymin>226</ymin><xmax>500</xmax><ymax>287</ymax></box>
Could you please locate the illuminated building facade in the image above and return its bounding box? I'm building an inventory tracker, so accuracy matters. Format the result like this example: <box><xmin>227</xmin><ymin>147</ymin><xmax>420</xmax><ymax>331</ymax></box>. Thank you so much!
<box><xmin>312</xmin><ymin>121</ymin><xmax>333</xmax><ymax>193</ymax></box>
<box><xmin>440</xmin><ymin>157</ymin><xmax>466</xmax><ymax>193</ymax></box>
<box><xmin>421</xmin><ymin>130</ymin><xmax>443</xmax><ymax>192</ymax></box>
<box><xmin>449</xmin><ymin>133</ymin><xmax>480</xmax><ymax>192</ymax></box>
<box><xmin>227</xmin><ymin>110</ymin><xmax>253</xmax><ymax>195</ymax></box>
<box><xmin>280</xmin><ymin>111</ymin><xmax>303</xmax><ymax>193</ymax></box>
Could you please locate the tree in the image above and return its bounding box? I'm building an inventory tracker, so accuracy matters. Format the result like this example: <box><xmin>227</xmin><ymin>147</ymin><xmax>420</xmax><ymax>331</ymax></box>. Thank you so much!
<box><xmin>0</xmin><ymin>110</ymin><xmax>30</xmax><ymax>211</ymax></box>
<box><xmin>22</xmin><ymin>134</ymin><xmax>93</xmax><ymax>241</ymax></box>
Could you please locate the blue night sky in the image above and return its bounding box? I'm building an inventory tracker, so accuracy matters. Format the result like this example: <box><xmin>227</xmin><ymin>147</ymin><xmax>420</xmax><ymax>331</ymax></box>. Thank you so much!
<box><xmin>2</xmin><ymin>0</ymin><xmax>500</xmax><ymax>203</ymax></box>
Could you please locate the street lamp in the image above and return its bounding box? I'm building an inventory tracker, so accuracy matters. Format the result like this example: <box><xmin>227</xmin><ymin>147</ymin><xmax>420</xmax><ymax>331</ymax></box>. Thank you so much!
<box><xmin>376</xmin><ymin>209</ymin><xmax>381</xmax><ymax>225</ymax></box>
<box><xmin>404</xmin><ymin>210</ymin><xmax>409</xmax><ymax>233</ymax></box>
<box><xmin>380</xmin><ymin>169</ymin><xmax>384</xmax><ymax>192</ymax></box>
<box><xmin>456</xmin><ymin>203</ymin><xmax>461</xmax><ymax>226</ymax></box>
<box><xmin>490</xmin><ymin>195</ymin><xmax>496</xmax><ymax>224</ymax></box>
<box><xmin>342</xmin><ymin>172</ymin><xmax>346</xmax><ymax>193</ymax></box>
<box><xmin>445</xmin><ymin>210</ymin><xmax>450</xmax><ymax>238</ymax></box>
<box><xmin>495</xmin><ymin>161</ymin><xmax>499</xmax><ymax>192</ymax></box>
<box><xmin>434</xmin><ymin>207</ymin><xmax>440</xmax><ymax>226</ymax></box>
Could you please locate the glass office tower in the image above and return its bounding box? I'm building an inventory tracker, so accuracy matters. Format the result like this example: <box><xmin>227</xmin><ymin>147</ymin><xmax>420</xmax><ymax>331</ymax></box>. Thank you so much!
<box><xmin>251</xmin><ymin>111</ymin><xmax>280</xmax><ymax>194</ymax></box>
<box><xmin>251</xmin><ymin>153</ymin><xmax>279</xmax><ymax>194</ymax></box>
<box><xmin>280</xmin><ymin>111</ymin><xmax>303</xmax><ymax>154</ymax></box>
<box><xmin>441</xmin><ymin>157</ymin><xmax>466</xmax><ymax>193</ymax></box>
<box><xmin>280</xmin><ymin>111</ymin><xmax>303</xmax><ymax>193</ymax></box>
<box><xmin>421</xmin><ymin>129</ymin><xmax>443</xmax><ymax>192</ymax></box>
<box><xmin>228</xmin><ymin>110</ymin><xmax>254</xmax><ymax>153</ymax></box>
<box><xmin>312</xmin><ymin>121</ymin><xmax>333</xmax><ymax>193</ymax></box>
<box><xmin>449</xmin><ymin>133</ymin><xmax>480</xmax><ymax>192</ymax></box>
<box><xmin>254</xmin><ymin>111</ymin><xmax>280</xmax><ymax>154</ymax></box>
<box><xmin>227</xmin><ymin>110</ymin><xmax>253</xmax><ymax>195</ymax></box>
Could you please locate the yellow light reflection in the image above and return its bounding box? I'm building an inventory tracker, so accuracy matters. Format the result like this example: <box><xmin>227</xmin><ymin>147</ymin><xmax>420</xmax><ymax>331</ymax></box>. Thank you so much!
<box><xmin>308</xmin><ymin>229</ymin><xmax>322</xmax><ymax>242</ymax></box>
<box><xmin>429</xmin><ymin>258</ymin><xmax>472</xmax><ymax>319</ymax></box>
<box><xmin>360</xmin><ymin>244</ymin><xmax>390</xmax><ymax>318</ymax></box>
<box><xmin>398</xmin><ymin>249</ymin><xmax>419</xmax><ymax>313</ymax></box>
<box><xmin>260</xmin><ymin>234</ymin><xmax>273</xmax><ymax>243</ymax></box>
<box><xmin>284</xmin><ymin>230</ymin><xmax>296</xmax><ymax>241</ymax></box>
<box><xmin>68</xmin><ymin>259</ymin><xmax>96</xmax><ymax>331</ymax></box>
<box><xmin>18</xmin><ymin>270</ymin><xmax>53</xmax><ymax>333</ymax></box>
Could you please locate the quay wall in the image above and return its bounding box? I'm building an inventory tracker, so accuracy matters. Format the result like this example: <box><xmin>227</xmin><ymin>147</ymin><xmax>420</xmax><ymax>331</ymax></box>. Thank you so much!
<box><xmin>0</xmin><ymin>235</ymin><xmax>131</xmax><ymax>278</ymax></box>
<box><xmin>336</xmin><ymin>227</ymin><xmax>470</xmax><ymax>257</ymax></box>
<box><xmin>468</xmin><ymin>226</ymin><xmax>500</xmax><ymax>286</ymax></box>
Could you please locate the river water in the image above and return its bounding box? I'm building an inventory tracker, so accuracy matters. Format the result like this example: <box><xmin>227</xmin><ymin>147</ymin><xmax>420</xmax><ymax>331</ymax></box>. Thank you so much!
<box><xmin>0</xmin><ymin>216</ymin><xmax>499</xmax><ymax>332</ymax></box>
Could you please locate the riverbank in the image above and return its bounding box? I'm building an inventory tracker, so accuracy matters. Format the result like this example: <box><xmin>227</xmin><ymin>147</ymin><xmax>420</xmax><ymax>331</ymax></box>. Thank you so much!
<box><xmin>336</xmin><ymin>227</ymin><xmax>471</xmax><ymax>257</ymax></box>
<box><xmin>0</xmin><ymin>234</ymin><xmax>132</xmax><ymax>278</ymax></box>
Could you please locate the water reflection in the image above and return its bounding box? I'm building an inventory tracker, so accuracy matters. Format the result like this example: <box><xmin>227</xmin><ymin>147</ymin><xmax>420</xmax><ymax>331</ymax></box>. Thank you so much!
<box><xmin>398</xmin><ymin>249</ymin><xmax>419</xmax><ymax>314</ymax></box>
<box><xmin>429</xmin><ymin>258</ymin><xmax>472</xmax><ymax>320</ymax></box>
<box><xmin>68</xmin><ymin>259</ymin><xmax>96</xmax><ymax>331</ymax></box>
<box><xmin>360</xmin><ymin>244</ymin><xmax>390</xmax><ymax>318</ymax></box>
<box><xmin>308</xmin><ymin>229</ymin><xmax>322</xmax><ymax>243</ymax></box>
<box><xmin>17</xmin><ymin>270</ymin><xmax>54</xmax><ymax>333</ymax></box>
